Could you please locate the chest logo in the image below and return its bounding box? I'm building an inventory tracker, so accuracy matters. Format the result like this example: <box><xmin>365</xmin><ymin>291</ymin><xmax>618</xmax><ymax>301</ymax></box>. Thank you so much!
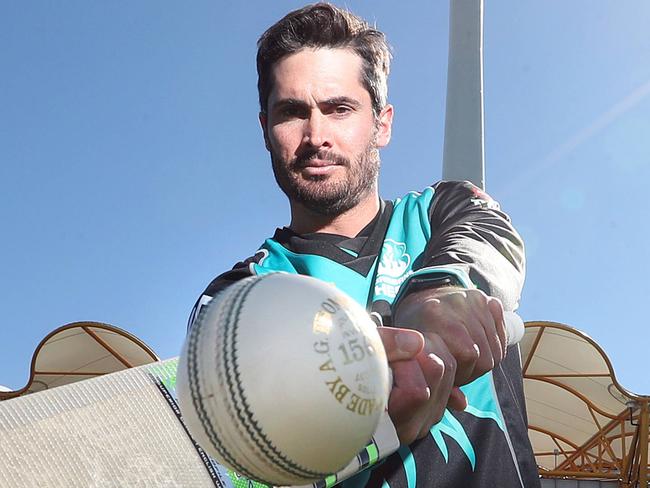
<box><xmin>374</xmin><ymin>239</ymin><xmax>412</xmax><ymax>300</ymax></box>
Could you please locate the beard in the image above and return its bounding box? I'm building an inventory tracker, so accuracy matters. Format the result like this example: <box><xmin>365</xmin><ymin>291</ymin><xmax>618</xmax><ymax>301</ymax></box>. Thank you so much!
<box><xmin>270</xmin><ymin>141</ymin><xmax>380</xmax><ymax>217</ymax></box>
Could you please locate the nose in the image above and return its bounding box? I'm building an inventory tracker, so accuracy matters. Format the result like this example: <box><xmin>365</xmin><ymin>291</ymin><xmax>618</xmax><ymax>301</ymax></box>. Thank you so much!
<box><xmin>303</xmin><ymin>112</ymin><xmax>331</xmax><ymax>149</ymax></box>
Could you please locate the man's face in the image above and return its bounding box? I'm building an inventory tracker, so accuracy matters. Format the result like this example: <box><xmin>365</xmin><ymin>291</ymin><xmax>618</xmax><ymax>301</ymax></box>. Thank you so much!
<box><xmin>260</xmin><ymin>48</ymin><xmax>393</xmax><ymax>216</ymax></box>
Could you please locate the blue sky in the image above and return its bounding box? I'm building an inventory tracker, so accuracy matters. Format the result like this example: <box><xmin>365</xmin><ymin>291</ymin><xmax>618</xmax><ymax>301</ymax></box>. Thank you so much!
<box><xmin>1</xmin><ymin>1</ymin><xmax>648</xmax><ymax>395</ymax></box>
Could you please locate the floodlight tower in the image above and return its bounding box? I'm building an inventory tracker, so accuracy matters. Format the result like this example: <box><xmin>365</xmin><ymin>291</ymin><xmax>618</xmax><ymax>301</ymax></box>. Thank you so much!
<box><xmin>442</xmin><ymin>0</ymin><xmax>485</xmax><ymax>190</ymax></box>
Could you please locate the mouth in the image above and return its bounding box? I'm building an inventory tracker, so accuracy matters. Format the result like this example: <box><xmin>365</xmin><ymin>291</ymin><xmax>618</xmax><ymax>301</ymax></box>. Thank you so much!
<box><xmin>295</xmin><ymin>151</ymin><xmax>346</xmax><ymax>168</ymax></box>
<box><xmin>298</xmin><ymin>161</ymin><xmax>342</xmax><ymax>177</ymax></box>
<box><xmin>291</xmin><ymin>151</ymin><xmax>348</xmax><ymax>178</ymax></box>
<box><xmin>299</xmin><ymin>158</ymin><xmax>340</xmax><ymax>168</ymax></box>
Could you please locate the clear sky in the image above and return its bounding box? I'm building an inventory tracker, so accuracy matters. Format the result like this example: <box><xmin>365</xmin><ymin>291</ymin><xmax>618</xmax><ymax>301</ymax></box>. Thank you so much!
<box><xmin>1</xmin><ymin>1</ymin><xmax>648</xmax><ymax>395</ymax></box>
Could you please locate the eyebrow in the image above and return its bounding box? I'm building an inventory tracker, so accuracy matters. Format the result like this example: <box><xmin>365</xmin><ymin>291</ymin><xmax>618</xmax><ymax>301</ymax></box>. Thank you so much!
<box><xmin>321</xmin><ymin>96</ymin><xmax>362</xmax><ymax>109</ymax></box>
<box><xmin>271</xmin><ymin>98</ymin><xmax>308</xmax><ymax>111</ymax></box>
<box><xmin>271</xmin><ymin>96</ymin><xmax>362</xmax><ymax>111</ymax></box>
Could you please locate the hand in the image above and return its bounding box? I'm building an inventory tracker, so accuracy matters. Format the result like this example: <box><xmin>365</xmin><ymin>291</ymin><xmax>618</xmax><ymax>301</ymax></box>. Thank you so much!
<box><xmin>377</xmin><ymin>327</ymin><xmax>466</xmax><ymax>445</ymax></box>
<box><xmin>393</xmin><ymin>286</ymin><xmax>507</xmax><ymax>387</ymax></box>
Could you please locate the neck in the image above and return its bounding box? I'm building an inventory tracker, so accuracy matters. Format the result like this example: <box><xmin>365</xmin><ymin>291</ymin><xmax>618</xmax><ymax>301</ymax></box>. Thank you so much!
<box><xmin>288</xmin><ymin>191</ymin><xmax>380</xmax><ymax>237</ymax></box>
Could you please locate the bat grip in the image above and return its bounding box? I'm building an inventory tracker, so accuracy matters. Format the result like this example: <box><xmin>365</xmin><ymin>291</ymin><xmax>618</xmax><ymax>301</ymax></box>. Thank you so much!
<box><xmin>504</xmin><ymin>311</ymin><xmax>525</xmax><ymax>346</ymax></box>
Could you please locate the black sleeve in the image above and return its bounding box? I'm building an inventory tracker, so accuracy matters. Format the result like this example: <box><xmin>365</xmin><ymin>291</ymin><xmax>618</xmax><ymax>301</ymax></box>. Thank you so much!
<box><xmin>186</xmin><ymin>251</ymin><xmax>264</xmax><ymax>330</ymax></box>
<box><xmin>420</xmin><ymin>180</ymin><xmax>525</xmax><ymax>310</ymax></box>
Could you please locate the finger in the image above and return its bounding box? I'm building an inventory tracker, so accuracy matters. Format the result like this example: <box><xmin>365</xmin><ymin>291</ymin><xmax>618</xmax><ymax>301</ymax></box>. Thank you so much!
<box><xmin>470</xmin><ymin>296</ymin><xmax>505</xmax><ymax>375</ymax></box>
<box><xmin>455</xmin><ymin>292</ymin><xmax>501</xmax><ymax>382</ymax></box>
<box><xmin>388</xmin><ymin>359</ymin><xmax>430</xmax><ymax>444</ymax></box>
<box><xmin>447</xmin><ymin>386</ymin><xmax>468</xmax><ymax>411</ymax></box>
<box><xmin>447</xmin><ymin>322</ymin><xmax>480</xmax><ymax>386</ymax></box>
<box><xmin>473</xmin><ymin>310</ymin><xmax>501</xmax><ymax>374</ymax></box>
<box><xmin>488</xmin><ymin>297</ymin><xmax>507</xmax><ymax>358</ymax></box>
<box><xmin>415</xmin><ymin>334</ymin><xmax>457</xmax><ymax>438</ymax></box>
<box><xmin>377</xmin><ymin>327</ymin><xmax>425</xmax><ymax>362</ymax></box>
<box><xmin>415</xmin><ymin>353</ymin><xmax>447</xmax><ymax>439</ymax></box>
<box><xmin>391</xmin><ymin>357</ymin><xmax>428</xmax><ymax>391</ymax></box>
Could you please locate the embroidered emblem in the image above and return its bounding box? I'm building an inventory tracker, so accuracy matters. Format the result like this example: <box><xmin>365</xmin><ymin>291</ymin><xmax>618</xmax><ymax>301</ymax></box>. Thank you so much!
<box><xmin>374</xmin><ymin>240</ymin><xmax>412</xmax><ymax>300</ymax></box>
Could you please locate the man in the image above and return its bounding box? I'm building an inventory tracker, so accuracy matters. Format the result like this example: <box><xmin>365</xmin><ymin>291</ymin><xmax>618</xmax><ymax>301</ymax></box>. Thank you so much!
<box><xmin>190</xmin><ymin>3</ymin><xmax>540</xmax><ymax>487</ymax></box>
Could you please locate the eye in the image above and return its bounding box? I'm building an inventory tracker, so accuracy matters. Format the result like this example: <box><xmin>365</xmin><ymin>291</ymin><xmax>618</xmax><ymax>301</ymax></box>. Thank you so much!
<box><xmin>281</xmin><ymin>106</ymin><xmax>301</xmax><ymax>117</ymax></box>
<box><xmin>333</xmin><ymin>105</ymin><xmax>352</xmax><ymax>115</ymax></box>
<box><xmin>276</xmin><ymin>104</ymin><xmax>308</xmax><ymax>120</ymax></box>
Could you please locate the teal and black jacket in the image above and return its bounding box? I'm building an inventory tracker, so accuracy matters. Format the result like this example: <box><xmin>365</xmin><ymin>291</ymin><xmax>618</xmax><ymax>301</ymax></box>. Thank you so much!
<box><xmin>190</xmin><ymin>181</ymin><xmax>540</xmax><ymax>488</ymax></box>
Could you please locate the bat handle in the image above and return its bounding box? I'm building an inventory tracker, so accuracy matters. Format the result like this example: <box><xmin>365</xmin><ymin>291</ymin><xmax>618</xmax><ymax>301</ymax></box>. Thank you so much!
<box><xmin>504</xmin><ymin>311</ymin><xmax>525</xmax><ymax>346</ymax></box>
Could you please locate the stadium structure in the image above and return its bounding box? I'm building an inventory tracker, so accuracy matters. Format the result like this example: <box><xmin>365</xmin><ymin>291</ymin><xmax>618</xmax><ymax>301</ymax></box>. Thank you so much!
<box><xmin>522</xmin><ymin>323</ymin><xmax>649</xmax><ymax>487</ymax></box>
<box><xmin>1</xmin><ymin>320</ymin><xmax>647</xmax><ymax>487</ymax></box>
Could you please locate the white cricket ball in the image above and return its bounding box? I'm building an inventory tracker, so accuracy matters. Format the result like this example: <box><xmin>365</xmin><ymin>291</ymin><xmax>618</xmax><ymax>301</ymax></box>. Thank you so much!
<box><xmin>177</xmin><ymin>273</ymin><xmax>390</xmax><ymax>486</ymax></box>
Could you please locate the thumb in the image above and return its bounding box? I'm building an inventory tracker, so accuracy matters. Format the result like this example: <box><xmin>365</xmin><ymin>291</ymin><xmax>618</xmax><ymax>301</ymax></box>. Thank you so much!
<box><xmin>377</xmin><ymin>327</ymin><xmax>425</xmax><ymax>362</ymax></box>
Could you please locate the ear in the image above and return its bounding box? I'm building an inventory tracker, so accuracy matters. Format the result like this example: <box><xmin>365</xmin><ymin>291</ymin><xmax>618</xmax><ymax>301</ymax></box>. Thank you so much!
<box><xmin>375</xmin><ymin>104</ymin><xmax>394</xmax><ymax>148</ymax></box>
<box><xmin>259</xmin><ymin>112</ymin><xmax>271</xmax><ymax>151</ymax></box>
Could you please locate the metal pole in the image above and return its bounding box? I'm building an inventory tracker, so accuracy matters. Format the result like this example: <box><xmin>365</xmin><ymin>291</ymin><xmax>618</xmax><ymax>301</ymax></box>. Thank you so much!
<box><xmin>639</xmin><ymin>399</ymin><xmax>648</xmax><ymax>487</ymax></box>
<box><xmin>442</xmin><ymin>0</ymin><xmax>485</xmax><ymax>189</ymax></box>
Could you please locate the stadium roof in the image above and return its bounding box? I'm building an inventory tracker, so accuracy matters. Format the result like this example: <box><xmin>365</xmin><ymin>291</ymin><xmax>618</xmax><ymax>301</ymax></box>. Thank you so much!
<box><xmin>522</xmin><ymin>321</ymin><xmax>649</xmax><ymax>486</ymax></box>
<box><xmin>0</xmin><ymin>322</ymin><xmax>158</xmax><ymax>400</ymax></box>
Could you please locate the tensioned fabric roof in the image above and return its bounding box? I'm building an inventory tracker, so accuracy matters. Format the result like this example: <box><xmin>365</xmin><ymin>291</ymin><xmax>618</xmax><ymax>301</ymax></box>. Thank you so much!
<box><xmin>521</xmin><ymin>321</ymin><xmax>649</xmax><ymax>485</ymax></box>
<box><xmin>0</xmin><ymin>322</ymin><xmax>158</xmax><ymax>400</ymax></box>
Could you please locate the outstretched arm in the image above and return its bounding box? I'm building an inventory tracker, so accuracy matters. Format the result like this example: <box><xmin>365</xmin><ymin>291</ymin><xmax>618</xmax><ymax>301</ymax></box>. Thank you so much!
<box><xmin>386</xmin><ymin>181</ymin><xmax>525</xmax><ymax>443</ymax></box>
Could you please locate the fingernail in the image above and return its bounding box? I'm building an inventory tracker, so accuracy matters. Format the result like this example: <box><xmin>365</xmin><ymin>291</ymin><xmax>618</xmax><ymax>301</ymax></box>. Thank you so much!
<box><xmin>427</xmin><ymin>353</ymin><xmax>444</xmax><ymax>366</ymax></box>
<box><xmin>395</xmin><ymin>332</ymin><xmax>421</xmax><ymax>354</ymax></box>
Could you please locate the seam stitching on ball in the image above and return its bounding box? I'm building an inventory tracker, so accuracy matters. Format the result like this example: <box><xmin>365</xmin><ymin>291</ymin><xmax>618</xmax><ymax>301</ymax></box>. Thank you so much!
<box><xmin>226</xmin><ymin>273</ymin><xmax>328</xmax><ymax>481</ymax></box>
<box><xmin>188</xmin><ymin>279</ymin><xmax>257</xmax><ymax>478</ymax></box>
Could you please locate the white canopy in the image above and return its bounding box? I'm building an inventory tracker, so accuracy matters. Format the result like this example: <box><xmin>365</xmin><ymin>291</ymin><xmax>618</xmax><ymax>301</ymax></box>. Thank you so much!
<box><xmin>521</xmin><ymin>321</ymin><xmax>649</xmax><ymax>485</ymax></box>
<box><xmin>0</xmin><ymin>322</ymin><xmax>158</xmax><ymax>400</ymax></box>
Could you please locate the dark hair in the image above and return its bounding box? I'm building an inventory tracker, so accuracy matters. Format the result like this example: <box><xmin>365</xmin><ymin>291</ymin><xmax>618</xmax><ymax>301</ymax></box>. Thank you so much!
<box><xmin>256</xmin><ymin>3</ymin><xmax>391</xmax><ymax>116</ymax></box>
